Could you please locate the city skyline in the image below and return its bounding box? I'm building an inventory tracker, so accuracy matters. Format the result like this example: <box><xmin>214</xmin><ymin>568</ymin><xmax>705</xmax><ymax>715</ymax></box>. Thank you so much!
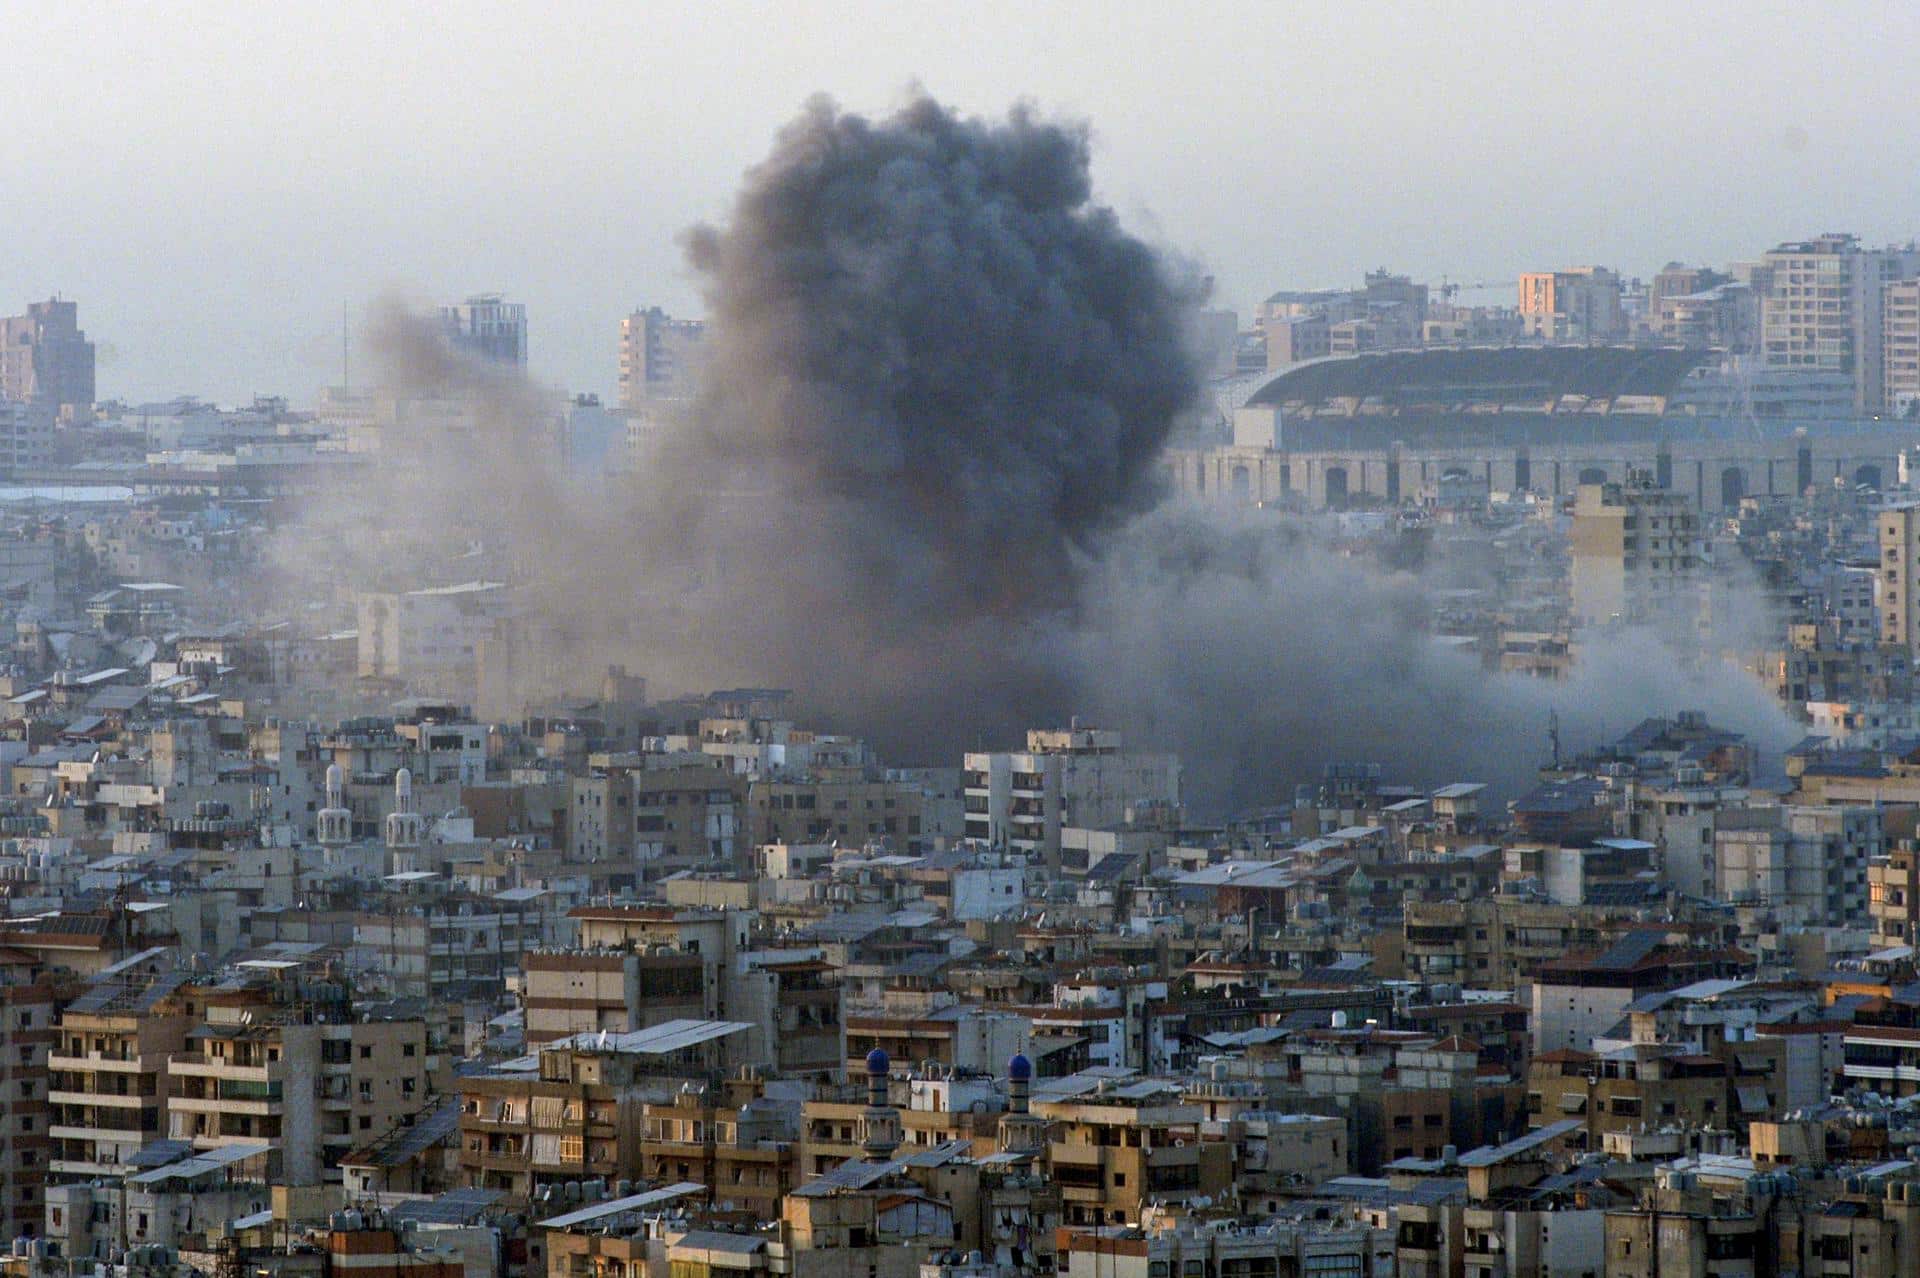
<box><xmin>5</xmin><ymin>2</ymin><xmax>1920</xmax><ymax>402</ymax></box>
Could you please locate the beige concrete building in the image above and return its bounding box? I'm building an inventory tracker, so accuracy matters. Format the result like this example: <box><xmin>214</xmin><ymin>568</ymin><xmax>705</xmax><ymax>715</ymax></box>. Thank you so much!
<box><xmin>1032</xmin><ymin>1083</ymin><xmax>1233</xmax><ymax>1226</ymax></box>
<box><xmin>168</xmin><ymin>1006</ymin><xmax>434</xmax><ymax>1187</ymax></box>
<box><xmin>1869</xmin><ymin>841</ymin><xmax>1920</xmax><ymax>947</ymax></box>
<box><xmin>1569</xmin><ymin>477</ymin><xmax>1702</xmax><ymax>628</ymax></box>
<box><xmin>1762</xmin><ymin>234</ymin><xmax>1920</xmax><ymax>413</ymax></box>
<box><xmin>0</xmin><ymin>951</ymin><xmax>56</xmax><ymax>1241</ymax></box>
<box><xmin>458</xmin><ymin>1021</ymin><xmax>751</xmax><ymax>1200</ymax></box>
<box><xmin>963</xmin><ymin>727</ymin><xmax>1180</xmax><ymax>859</ymax></box>
<box><xmin>617</xmin><ymin>306</ymin><xmax>705</xmax><ymax>407</ymax></box>
<box><xmin>356</xmin><ymin>581</ymin><xmax>509</xmax><ymax>695</ymax></box>
<box><xmin>520</xmin><ymin>946</ymin><xmax>706</xmax><ymax>1048</ymax></box>
<box><xmin>1263</xmin><ymin>313</ymin><xmax>1329</xmax><ymax>370</ymax></box>
<box><xmin>1518</xmin><ymin>266</ymin><xmax>1625</xmax><ymax>340</ymax></box>
<box><xmin>570</xmin><ymin>758</ymin><xmax>748</xmax><ymax>874</ymax></box>
<box><xmin>47</xmin><ymin>969</ymin><xmax>194</xmax><ymax>1179</ymax></box>
<box><xmin>0</xmin><ymin>299</ymin><xmax>94</xmax><ymax>415</ymax></box>
<box><xmin>1883</xmin><ymin>278</ymin><xmax>1920</xmax><ymax>415</ymax></box>
<box><xmin>1880</xmin><ymin>503</ymin><xmax>1920</xmax><ymax>654</ymax></box>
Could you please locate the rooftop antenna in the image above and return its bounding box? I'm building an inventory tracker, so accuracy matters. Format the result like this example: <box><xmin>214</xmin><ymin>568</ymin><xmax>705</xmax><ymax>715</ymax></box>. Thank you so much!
<box><xmin>1547</xmin><ymin>709</ymin><xmax>1562</xmax><ymax>771</ymax></box>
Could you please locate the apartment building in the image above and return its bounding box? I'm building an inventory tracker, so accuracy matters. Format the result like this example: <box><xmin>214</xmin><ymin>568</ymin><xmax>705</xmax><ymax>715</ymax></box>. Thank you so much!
<box><xmin>1032</xmin><ymin>1080</ymin><xmax>1232</xmax><ymax>1226</ymax></box>
<box><xmin>1761</xmin><ymin>234</ymin><xmax>1920</xmax><ymax>413</ymax></box>
<box><xmin>0</xmin><ymin>400</ymin><xmax>54</xmax><ymax>475</ymax></box>
<box><xmin>1526</xmin><ymin>1039</ymin><xmax>1778</xmax><ymax>1151</ymax></box>
<box><xmin>569</xmin><ymin>759</ymin><xmax>748</xmax><ymax>874</ymax></box>
<box><xmin>1530</xmin><ymin>932</ymin><xmax>1752</xmax><ymax>1055</ymax></box>
<box><xmin>963</xmin><ymin>727</ymin><xmax>1180</xmax><ymax>860</ymax></box>
<box><xmin>1517</xmin><ymin>267</ymin><xmax>1625</xmax><ymax>340</ymax></box>
<box><xmin>524</xmin><ymin>932</ymin><xmax>844</xmax><ymax>1079</ymax></box>
<box><xmin>44</xmin><ymin>1142</ymin><xmax>271</xmax><ymax>1265</ymax></box>
<box><xmin>1884</xmin><ymin>278</ymin><xmax>1920</xmax><ymax>415</ymax></box>
<box><xmin>439</xmin><ymin>294</ymin><xmax>527</xmax><ymax>367</ymax></box>
<box><xmin>747</xmin><ymin>776</ymin><xmax>928</xmax><ymax>851</ymax></box>
<box><xmin>1569</xmin><ymin>477</ymin><xmax>1703</xmax><ymax>628</ymax></box>
<box><xmin>797</xmin><ymin>1071</ymin><xmax>1001</xmax><ymax>1179</ymax></box>
<box><xmin>0</xmin><ymin>299</ymin><xmax>95</xmax><ymax>415</ymax></box>
<box><xmin>1869</xmin><ymin>841</ymin><xmax>1920</xmax><ymax>946</ymax></box>
<box><xmin>1056</xmin><ymin>1217</ymin><xmax>1388</xmax><ymax>1278</ymax></box>
<box><xmin>1714</xmin><ymin>804</ymin><xmax>1878</xmax><ymax>929</ymax></box>
<box><xmin>1795</xmin><ymin>1179</ymin><xmax>1920</xmax><ymax>1276</ymax></box>
<box><xmin>639</xmin><ymin>1081</ymin><xmax>795</xmax><ymax>1216</ymax></box>
<box><xmin>166</xmin><ymin>983</ymin><xmax>434</xmax><ymax>1187</ymax></box>
<box><xmin>1402</xmin><ymin>897</ymin><xmax>1646</xmax><ymax>989</ymax></box>
<box><xmin>1879</xmin><ymin>503</ymin><xmax>1920</xmax><ymax>655</ymax></box>
<box><xmin>47</xmin><ymin>968</ymin><xmax>194</xmax><ymax>1180</ymax></box>
<box><xmin>356</xmin><ymin>582</ymin><xmax>510</xmax><ymax>696</ymax></box>
<box><xmin>616</xmin><ymin>307</ymin><xmax>705</xmax><ymax>407</ymax></box>
<box><xmin>352</xmin><ymin>895</ymin><xmax>547</xmax><ymax>1002</ymax></box>
<box><xmin>457</xmin><ymin>1020</ymin><xmax>751</xmax><ymax>1200</ymax></box>
<box><xmin>0</xmin><ymin>950</ymin><xmax>57</xmax><ymax>1240</ymax></box>
<box><xmin>1604</xmin><ymin>1163</ymin><xmax>1788</xmax><ymax>1278</ymax></box>
<box><xmin>520</xmin><ymin>946</ymin><xmax>706</xmax><ymax>1048</ymax></box>
<box><xmin>1263</xmin><ymin>313</ymin><xmax>1329</xmax><ymax>370</ymax></box>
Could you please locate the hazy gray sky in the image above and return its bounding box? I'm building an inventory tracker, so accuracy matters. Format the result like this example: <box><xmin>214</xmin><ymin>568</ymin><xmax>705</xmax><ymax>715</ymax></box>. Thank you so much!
<box><xmin>4</xmin><ymin>1</ymin><xmax>1917</xmax><ymax>405</ymax></box>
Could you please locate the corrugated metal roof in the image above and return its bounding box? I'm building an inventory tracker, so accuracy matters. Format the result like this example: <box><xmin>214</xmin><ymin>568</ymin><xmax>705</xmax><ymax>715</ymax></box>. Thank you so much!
<box><xmin>537</xmin><ymin>1182</ymin><xmax>704</xmax><ymax>1229</ymax></box>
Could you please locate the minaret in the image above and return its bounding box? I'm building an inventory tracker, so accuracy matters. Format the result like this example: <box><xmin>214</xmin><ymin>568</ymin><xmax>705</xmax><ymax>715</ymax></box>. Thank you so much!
<box><xmin>385</xmin><ymin>767</ymin><xmax>424</xmax><ymax>874</ymax></box>
<box><xmin>317</xmin><ymin>763</ymin><xmax>352</xmax><ymax>855</ymax></box>
<box><xmin>858</xmin><ymin>1048</ymin><xmax>901</xmax><ymax>1162</ymax></box>
<box><xmin>997</xmin><ymin>1053</ymin><xmax>1046</xmax><ymax>1154</ymax></box>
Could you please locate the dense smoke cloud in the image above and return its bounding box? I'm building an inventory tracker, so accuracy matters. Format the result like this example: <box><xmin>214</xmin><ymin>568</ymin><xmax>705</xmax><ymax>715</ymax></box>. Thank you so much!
<box><xmin>1071</xmin><ymin>507</ymin><xmax>1798</xmax><ymax>813</ymax></box>
<box><xmin>276</xmin><ymin>92</ymin><xmax>1798</xmax><ymax>816</ymax></box>
<box><xmin>630</xmin><ymin>92</ymin><xmax>1205</xmax><ymax>752</ymax></box>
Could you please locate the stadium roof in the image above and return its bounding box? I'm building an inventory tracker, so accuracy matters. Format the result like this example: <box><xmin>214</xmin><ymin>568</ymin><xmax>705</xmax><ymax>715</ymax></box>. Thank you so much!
<box><xmin>1248</xmin><ymin>346</ymin><xmax>1717</xmax><ymax>411</ymax></box>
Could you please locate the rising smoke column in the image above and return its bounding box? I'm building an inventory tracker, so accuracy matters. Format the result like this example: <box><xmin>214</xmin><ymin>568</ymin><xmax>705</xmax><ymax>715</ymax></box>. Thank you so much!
<box><xmin>651</xmin><ymin>92</ymin><xmax>1206</xmax><ymax>749</ymax></box>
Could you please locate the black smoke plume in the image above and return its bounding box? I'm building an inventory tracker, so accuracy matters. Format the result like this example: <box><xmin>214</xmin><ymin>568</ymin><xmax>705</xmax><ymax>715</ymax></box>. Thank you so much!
<box><xmin>275</xmin><ymin>93</ymin><xmax>1796</xmax><ymax>816</ymax></box>
<box><xmin>640</xmin><ymin>92</ymin><xmax>1207</xmax><ymax>749</ymax></box>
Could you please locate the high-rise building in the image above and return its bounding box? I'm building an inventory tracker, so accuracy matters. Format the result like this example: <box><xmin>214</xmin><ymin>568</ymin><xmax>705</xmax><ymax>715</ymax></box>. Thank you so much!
<box><xmin>617</xmin><ymin>306</ymin><xmax>705</xmax><ymax>407</ymax></box>
<box><xmin>1878</xmin><ymin>503</ymin><xmax>1920</xmax><ymax>654</ymax></box>
<box><xmin>0</xmin><ymin>298</ymin><xmax>95</xmax><ymax>414</ymax></box>
<box><xmin>1760</xmin><ymin>234</ymin><xmax>1920</xmax><ymax>414</ymax></box>
<box><xmin>962</xmin><ymin>725</ymin><xmax>1181</xmax><ymax>860</ymax></box>
<box><xmin>1883</xmin><ymin>278</ymin><xmax>1920</xmax><ymax>416</ymax></box>
<box><xmin>1517</xmin><ymin>267</ymin><xmax>1625</xmax><ymax>340</ymax></box>
<box><xmin>0</xmin><ymin>399</ymin><xmax>54</xmax><ymax>477</ymax></box>
<box><xmin>439</xmin><ymin>293</ymin><xmax>527</xmax><ymax>367</ymax></box>
<box><xmin>1569</xmin><ymin>475</ymin><xmax>1702</xmax><ymax>628</ymax></box>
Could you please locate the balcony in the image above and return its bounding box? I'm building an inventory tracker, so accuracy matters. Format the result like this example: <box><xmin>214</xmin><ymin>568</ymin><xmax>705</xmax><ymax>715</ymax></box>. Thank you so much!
<box><xmin>48</xmin><ymin>1090</ymin><xmax>150</xmax><ymax>1110</ymax></box>
<box><xmin>48</xmin><ymin>1051</ymin><xmax>149</xmax><ymax>1074</ymax></box>
<box><xmin>50</xmin><ymin>1116</ymin><xmax>150</xmax><ymax>1139</ymax></box>
<box><xmin>168</xmin><ymin>1053</ymin><xmax>282</xmax><ymax>1083</ymax></box>
<box><xmin>170</xmin><ymin>1092</ymin><xmax>282</xmax><ymax>1119</ymax></box>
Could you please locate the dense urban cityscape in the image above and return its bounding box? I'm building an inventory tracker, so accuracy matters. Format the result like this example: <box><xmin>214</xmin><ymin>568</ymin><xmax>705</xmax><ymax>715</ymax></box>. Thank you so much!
<box><xmin>11</xmin><ymin>20</ymin><xmax>1920</xmax><ymax>1278</ymax></box>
